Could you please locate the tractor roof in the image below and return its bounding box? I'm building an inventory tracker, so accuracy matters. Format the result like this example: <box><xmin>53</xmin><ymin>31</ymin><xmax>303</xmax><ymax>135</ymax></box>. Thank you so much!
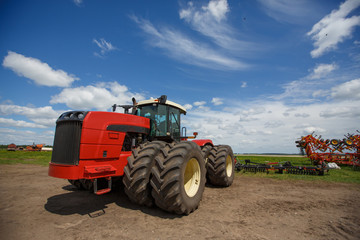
<box><xmin>136</xmin><ymin>98</ymin><xmax>187</xmax><ymax>114</ymax></box>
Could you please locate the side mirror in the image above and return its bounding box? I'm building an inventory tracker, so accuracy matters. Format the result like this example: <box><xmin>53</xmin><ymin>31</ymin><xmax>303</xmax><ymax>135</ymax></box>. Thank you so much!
<box><xmin>187</xmin><ymin>132</ymin><xmax>198</xmax><ymax>139</ymax></box>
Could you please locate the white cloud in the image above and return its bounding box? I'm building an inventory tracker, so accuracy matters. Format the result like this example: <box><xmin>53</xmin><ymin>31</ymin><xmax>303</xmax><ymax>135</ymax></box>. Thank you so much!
<box><xmin>130</xmin><ymin>14</ymin><xmax>249</xmax><ymax>70</ymax></box>
<box><xmin>275</xmin><ymin>63</ymin><xmax>340</xmax><ymax>102</ymax></box>
<box><xmin>74</xmin><ymin>0</ymin><xmax>82</xmax><ymax>6</ymax></box>
<box><xmin>211</xmin><ymin>97</ymin><xmax>223</xmax><ymax>106</ymax></box>
<box><xmin>309</xmin><ymin>63</ymin><xmax>338</xmax><ymax>79</ymax></box>
<box><xmin>0</xmin><ymin>127</ymin><xmax>54</xmax><ymax>145</ymax></box>
<box><xmin>0</xmin><ymin>104</ymin><xmax>60</xmax><ymax>145</ymax></box>
<box><xmin>331</xmin><ymin>78</ymin><xmax>360</xmax><ymax>100</ymax></box>
<box><xmin>183</xmin><ymin>96</ymin><xmax>359</xmax><ymax>153</ymax></box>
<box><xmin>307</xmin><ymin>0</ymin><xmax>360</xmax><ymax>58</ymax></box>
<box><xmin>2</xmin><ymin>51</ymin><xmax>78</xmax><ymax>87</ymax></box>
<box><xmin>312</xmin><ymin>89</ymin><xmax>330</xmax><ymax>98</ymax></box>
<box><xmin>183</xmin><ymin>104</ymin><xmax>193</xmax><ymax>110</ymax></box>
<box><xmin>179</xmin><ymin>0</ymin><xmax>254</xmax><ymax>52</ymax></box>
<box><xmin>319</xmin><ymin>104</ymin><xmax>360</xmax><ymax>118</ymax></box>
<box><xmin>241</xmin><ymin>82</ymin><xmax>247</xmax><ymax>88</ymax></box>
<box><xmin>0</xmin><ymin>104</ymin><xmax>59</xmax><ymax>118</ymax></box>
<box><xmin>303</xmin><ymin>126</ymin><xmax>325</xmax><ymax>135</ymax></box>
<box><xmin>264</xmin><ymin>120</ymin><xmax>284</xmax><ymax>128</ymax></box>
<box><xmin>0</xmin><ymin>118</ymin><xmax>48</xmax><ymax>129</ymax></box>
<box><xmin>0</xmin><ymin>128</ymin><xmax>16</xmax><ymax>134</ymax></box>
<box><xmin>203</xmin><ymin>0</ymin><xmax>229</xmax><ymax>22</ymax></box>
<box><xmin>294</xmin><ymin>113</ymin><xmax>310</xmax><ymax>118</ymax></box>
<box><xmin>50</xmin><ymin>81</ymin><xmax>145</xmax><ymax>110</ymax></box>
<box><xmin>258</xmin><ymin>0</ymin><xmax>315</xmax><ymax>24</ymax></box>
<box><xmin>93</xmin><ymin>38</ymin><xmax>117</xmax><ymax>58</ymax></box>
<box><xmin>0</xmin><ymin>104</ymin><xmax>60</xmax><ymax>127</ymax></box>
<box><xmin>193</xmin><ymin>101</ymin><xmax>206</xmax><ymax>106</ymax></box>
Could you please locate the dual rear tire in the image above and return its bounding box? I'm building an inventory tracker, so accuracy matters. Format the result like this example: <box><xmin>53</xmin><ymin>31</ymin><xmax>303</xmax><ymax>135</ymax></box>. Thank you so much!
<box><xmin>122</xmin><ymin>141</ymin><xmax>234</xmax><ymax>214</ymax></box>
<box><xmin>123</xmin><ymin>141</ymin><xmax>206</xmax><ymax>215</ymax></box>
<box><xmin>206</xmin><ymin>145</ymin><xmax>235</xmax><ymax>187</ymax></box>
<box><xmin>122</xmin><ymin>141</ymin><xmax>165</xmax><ymax>207</ymax></box>
<box><xmin>151</xmin><ymin>141</ymin><xmax>206</xmax><ymax>215</ymax></box>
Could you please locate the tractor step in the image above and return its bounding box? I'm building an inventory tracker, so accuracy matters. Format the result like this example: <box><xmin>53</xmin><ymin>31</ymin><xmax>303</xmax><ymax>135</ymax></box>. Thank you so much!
<box><xmin>95</xmin><ymin>188</ymin><xmax>111</xmax><ymax>195</ymax></box>
<box><xmin>93</xmin><ymin>177</ymin><xmax>112</xmax><ymax>195</ymax></box>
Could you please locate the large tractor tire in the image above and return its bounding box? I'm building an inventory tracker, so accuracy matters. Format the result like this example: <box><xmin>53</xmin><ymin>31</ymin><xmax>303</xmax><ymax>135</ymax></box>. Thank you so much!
<box><xmin>207</xmin><ymin>145</ymin><xmax>235</xmax><ymax>187</ymax></box>
<box><xmin>201</xmin><ymin>144</ymin><xmax>213</xmax><ymax>182</ymax></box>
<box><xmin>151</xmin><ymin>141</ymin><xmax>206</xmax><ymax>215</ymax></box>
<box><xmin>123</xmin><ymin>141</ymin><xmax>165</xmax><ymax>207</ymax></box>
<box><xmin>201</xmin><ymin>144</ymin><xmax>213</xmax><ymax>164</ymax></box>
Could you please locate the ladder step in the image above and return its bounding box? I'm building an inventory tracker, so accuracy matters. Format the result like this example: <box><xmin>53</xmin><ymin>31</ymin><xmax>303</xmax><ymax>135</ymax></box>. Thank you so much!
<box><xmin>93</xmin><ymin>177</ymin><xmax>112</xmax><ymax>195</ymax></box>
<box><xmin>95</xmin><ymin>188</ymin><xmax>111</xmax><ymax>195</ymax></box>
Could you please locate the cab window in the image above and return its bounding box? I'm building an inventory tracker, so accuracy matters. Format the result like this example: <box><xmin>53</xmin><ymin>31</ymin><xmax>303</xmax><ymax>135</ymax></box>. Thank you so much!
<box><xmin>136</xmin><ymin>104</ymin><xmax>167</xmax><ymax>137</ymax></box>
<box><xmin>169</xmin><ymin>107</ymin><xmax>180</xmax><ymax>139</ymax></box>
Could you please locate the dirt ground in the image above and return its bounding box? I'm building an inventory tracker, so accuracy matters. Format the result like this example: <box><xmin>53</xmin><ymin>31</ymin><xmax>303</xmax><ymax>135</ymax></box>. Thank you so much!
<box><xmin>1</xmin><ymin>164</ymin><xmax>359</xmax><ymax>240</ymax></box>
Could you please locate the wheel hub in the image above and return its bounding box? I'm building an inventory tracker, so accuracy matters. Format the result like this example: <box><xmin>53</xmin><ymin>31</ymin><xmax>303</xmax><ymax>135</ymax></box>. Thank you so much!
<box><xmin>226</xmin><ymin>155</ymin><xmax>233</xmax><ymax>177</ymax></box>
<box><xmin>184</xmin><ymin>158</ymin><xmax>201</xmax><ymax>197</ymax></box>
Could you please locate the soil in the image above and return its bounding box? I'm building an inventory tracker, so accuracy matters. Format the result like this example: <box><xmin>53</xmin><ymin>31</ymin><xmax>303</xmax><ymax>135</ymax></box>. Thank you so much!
<box><xmin>1</xmin><ymin>164</ymin><xmax>359</xmax><ymax>240</ymax></box>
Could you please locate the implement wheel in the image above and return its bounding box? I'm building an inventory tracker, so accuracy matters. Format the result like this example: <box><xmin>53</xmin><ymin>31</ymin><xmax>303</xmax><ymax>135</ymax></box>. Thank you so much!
<box><xmin>123</xmin><ymin>141</ymin><xmax>165</xmax><ymax>207</ymax></box>
<box><xmin>151</xmin><ymin>141</ymin><xmax>206</xmax><ymax>215</ymax></box>
<box><xmin>207</xmin><ymin>145</ymin><xmax>235</xmax><ymax>187</ymax></box>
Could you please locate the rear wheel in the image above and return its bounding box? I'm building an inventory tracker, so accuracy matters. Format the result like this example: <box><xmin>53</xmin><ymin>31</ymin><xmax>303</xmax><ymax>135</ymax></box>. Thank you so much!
<box><xmin>151</xmin><ymin>141</ymin><xmax>206</xmax><ymax>215</ymax></box>
<box><xmin>201</xmin><ymin>144</ymin><xmax>213</xmax><ymax>164</ymax></box>
<box><xmin>207</xmin><ymin>145</ymin><xmax>235</xmax><ymax>187</ymax></box>
<box><xmin>123</xmin><ymin>141</ymin><xmax>165</xmax><ymax>207</ymax></box>
<box><xmin>201</xmin><ymin>144</ymin><xmax>213</xmax><ymax>181</ymax></box>
<box><xmin>80</xmin><ymin>179</ymin><xmax>93</xmax><ymax>190</ymax></box>
<box><xmin>68</xmin><ymin>179</ymin><xmax>93</xmax><ymax>191</ymax></box>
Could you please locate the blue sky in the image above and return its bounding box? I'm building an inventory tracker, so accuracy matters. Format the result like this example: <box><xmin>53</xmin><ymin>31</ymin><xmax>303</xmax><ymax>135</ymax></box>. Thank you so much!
<box><xmin>1</xmin><ymin>0</ymin><xmax>359</xmax><ymax>153</ymax></box>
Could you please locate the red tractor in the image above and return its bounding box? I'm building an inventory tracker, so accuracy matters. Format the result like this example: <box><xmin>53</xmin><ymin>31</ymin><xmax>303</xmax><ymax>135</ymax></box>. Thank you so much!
<box><xmin>49</xmin><ymin>95</ymin><xmax>235</xmax><ymax>214</ymax></box>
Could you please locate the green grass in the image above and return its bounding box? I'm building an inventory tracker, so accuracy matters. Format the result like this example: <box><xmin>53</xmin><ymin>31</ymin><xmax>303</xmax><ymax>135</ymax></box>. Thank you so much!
<box><xmin>235</xmin><ymin>155</ymin><xmax>360</xmax><ymax>184</ymax></box>
<box><xmin>0</xmin><ymin>149</ymin><xmax>51</xmax><ymax>166</ymax></box>
<box><xmin>0</xmin><ymin>150</ymin><xmax>359</xmax><ymax>184</ymax></box>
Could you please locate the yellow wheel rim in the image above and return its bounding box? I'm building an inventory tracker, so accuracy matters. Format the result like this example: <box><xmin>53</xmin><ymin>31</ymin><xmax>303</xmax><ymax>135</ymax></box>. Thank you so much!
<box><xmin>226</xmin><ymin>155</ymin><xmax>233</xmax><ymax>177</ymax></box>
<box><xmin>184</xmin><ymin>158</ymin><xmax>201</xmax><ymax>197</ymax></box>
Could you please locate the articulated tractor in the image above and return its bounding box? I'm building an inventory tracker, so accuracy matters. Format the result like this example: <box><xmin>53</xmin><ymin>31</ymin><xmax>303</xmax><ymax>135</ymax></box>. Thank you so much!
<box><xmin>49</xmin><ymin>95</ymin><xmax>234</xmax><ymax>214</ymax></box>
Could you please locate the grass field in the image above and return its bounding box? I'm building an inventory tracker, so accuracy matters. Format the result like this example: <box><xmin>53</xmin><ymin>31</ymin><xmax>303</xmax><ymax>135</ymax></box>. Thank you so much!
<box><xmin>235</xmin><ymin>155</ymin><xmax>360</xmax><ymax>184</ymax></box>
<box><xmin>0</xmin><ymin>149</ymin><xmax>52</xmax><ymax>166</ymax></box>
<box><xmin>0</xmin><ymin>150</ymin><xmax>359</xmax><ymax>184</ymax></box>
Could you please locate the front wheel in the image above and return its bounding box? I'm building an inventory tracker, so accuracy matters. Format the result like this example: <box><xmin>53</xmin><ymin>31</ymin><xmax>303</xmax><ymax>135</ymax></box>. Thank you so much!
<box><xmin>151</xmin><ymin>141</ymin><xmax>206</xmax><ymax>215</ymax></box>
<box><xmin>123</xmin><ymin>141</ymin><xmax>165</xmax><ymax>207</ymax></box>
<box><xmin>68</xmin><ymin>179</ymin><xmax>84</xmax><ymax>190</ymax></box>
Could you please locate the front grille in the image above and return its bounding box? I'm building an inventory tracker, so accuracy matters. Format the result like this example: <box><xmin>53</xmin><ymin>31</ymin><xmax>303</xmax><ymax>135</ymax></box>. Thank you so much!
<box><xmin>51</xmin><ymin>121</ymin><xmax>82</xmax><ymax>165</ymax></box>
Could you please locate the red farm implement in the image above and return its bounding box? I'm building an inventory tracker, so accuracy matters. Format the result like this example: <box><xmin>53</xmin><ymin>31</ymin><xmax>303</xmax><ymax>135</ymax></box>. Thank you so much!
<box><xmin>295</xmin><ymin>131</ymin><xmax>360</xmax><ymax>168</ymax></box>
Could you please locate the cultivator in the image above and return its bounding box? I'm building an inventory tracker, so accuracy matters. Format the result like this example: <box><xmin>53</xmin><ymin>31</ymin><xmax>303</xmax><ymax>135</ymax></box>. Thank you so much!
<box><xmin>235</xmin><ymin>159</ymin><xmax>327</xmax><ymax>176</ymax></box>
<box><xmin>295</xmin><ymin>131</ymin><xmax>360</xmax><ymax>168</ymax></box>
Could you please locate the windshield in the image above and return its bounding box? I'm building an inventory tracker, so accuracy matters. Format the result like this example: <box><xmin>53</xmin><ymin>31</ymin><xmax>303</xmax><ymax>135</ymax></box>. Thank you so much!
<box><xmin>136</xmin><ymin>104</ymin><xmax>167</xmax><ymax>136</ymax></box>
<box><xmin>136</xmin><ymin>104</ymin><xmax>180</xmax><ymax>139</ymax></box>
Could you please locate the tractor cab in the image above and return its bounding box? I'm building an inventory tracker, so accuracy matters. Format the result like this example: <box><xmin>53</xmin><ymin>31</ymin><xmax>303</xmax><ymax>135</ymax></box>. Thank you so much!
<box><xmin>134</xmin><ymin>95</ymin><xmax>186</xmax><ymax>142</ymax></box>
